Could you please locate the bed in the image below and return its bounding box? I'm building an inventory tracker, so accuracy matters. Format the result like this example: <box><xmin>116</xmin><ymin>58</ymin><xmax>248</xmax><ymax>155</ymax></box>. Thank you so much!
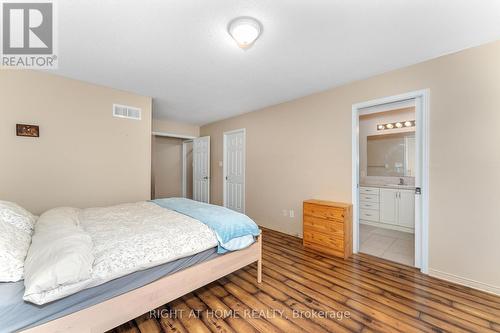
<box><xmin>0</xmin><ymin>198</ymin><xmax>262</xmax><ymax>333</ymax></box>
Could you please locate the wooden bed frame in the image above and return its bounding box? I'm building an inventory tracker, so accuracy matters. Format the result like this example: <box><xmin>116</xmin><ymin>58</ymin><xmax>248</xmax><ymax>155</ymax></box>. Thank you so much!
<box><xmin>23</xmin><ymin>234</ymin><xmax>262</xmax><ymax>333</ymax></box>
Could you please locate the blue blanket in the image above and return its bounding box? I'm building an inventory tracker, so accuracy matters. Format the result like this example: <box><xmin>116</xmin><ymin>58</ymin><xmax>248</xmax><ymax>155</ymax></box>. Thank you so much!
<box><xmin>152</xmin><ymin>198</ymin><xmax>260</xmax><ymax>253</ymax></box>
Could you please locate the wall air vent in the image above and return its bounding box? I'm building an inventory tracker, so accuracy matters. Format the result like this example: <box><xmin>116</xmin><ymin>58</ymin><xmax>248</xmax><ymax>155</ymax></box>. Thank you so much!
<box><xmin>112</xmin><ymin>104</ymin><xmax>142</xmax><ymax>120</ymax></box>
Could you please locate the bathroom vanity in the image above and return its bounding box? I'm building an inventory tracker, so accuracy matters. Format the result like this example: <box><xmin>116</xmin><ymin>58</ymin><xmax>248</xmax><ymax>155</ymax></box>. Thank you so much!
<box><xmin>359</xmin><ymin>185</ymin><xmax>415</xmax><ymax>233</ymax></box>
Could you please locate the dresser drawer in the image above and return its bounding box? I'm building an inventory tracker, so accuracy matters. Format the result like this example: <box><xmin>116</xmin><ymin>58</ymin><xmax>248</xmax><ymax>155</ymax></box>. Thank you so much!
<box><xmin>303</xmin><ymin>241</ymin><xmax>345</xmax><ymax>258</ymax></box>
<box><xmin>303</xmin><ymin>230</ymin><xmax>344</xmax><ymax>250</ymax></box>
<box><xmin>303</xmin><ymin>215</ymin><xmax>345</xmax><ymax>238</ymax></box>
<box><xmin>359</xmin><ymin>194</ymin><xmax>379</xmax><ymax>203</ymax></box>
<box><xmin>360</xmin><ymin>209</ymin><xmax>379</xmax><ymax>222</ymax></box>
<box><xmin>360</xmin><ymin>201</ymin><xmax>379</xmax><ymax>210</ymax></box>
<box><xmin>360</xmin><ymin>187</ymin><xmax>380</xmax><ymax>195</ymax></box>
<box><xmin>304</xmin><ymin>203</ymin><xmax>345</xmax><ymax>221</ymax></box>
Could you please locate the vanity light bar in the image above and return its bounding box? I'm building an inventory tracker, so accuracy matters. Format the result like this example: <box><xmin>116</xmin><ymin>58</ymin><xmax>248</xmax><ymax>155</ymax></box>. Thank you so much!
<box><xmin>377</xmin><ymin>120</ymin><xmax>415</xmax><ymax>131</ymax></box>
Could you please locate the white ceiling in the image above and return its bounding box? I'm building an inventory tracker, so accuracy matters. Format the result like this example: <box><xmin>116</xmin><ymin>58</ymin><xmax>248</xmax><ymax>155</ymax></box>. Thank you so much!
<box><xmin>53</xmin><ymin>0</ymin><xmax>500</xmax><ymax>125</ymax></box>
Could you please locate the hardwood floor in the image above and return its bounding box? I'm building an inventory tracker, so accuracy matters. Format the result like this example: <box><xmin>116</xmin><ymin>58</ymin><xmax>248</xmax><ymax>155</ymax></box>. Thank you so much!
<box><xmin>109</xmin><ymin>228</ymin><xmax>500</xmax><ymax>333</ymax></box>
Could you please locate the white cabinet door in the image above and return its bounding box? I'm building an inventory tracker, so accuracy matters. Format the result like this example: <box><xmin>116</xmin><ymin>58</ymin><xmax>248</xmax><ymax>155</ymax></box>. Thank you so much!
<box><xmin>398</xmin><ymin>189</ymin><xmax>415</xmax><ymax>228</ymax></box>
<box><xmin>380</xmin><ymin>188</ymin><xmax>398</xmax><ymax>225</ymax></box>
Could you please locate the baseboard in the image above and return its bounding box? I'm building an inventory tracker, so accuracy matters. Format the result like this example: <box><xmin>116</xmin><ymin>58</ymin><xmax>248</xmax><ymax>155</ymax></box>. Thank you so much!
<box><xmin>255</xmin><ymin>222</ymin><xmax>302</xmax><ymax>238</ymax></box>
<box><xmin>428</xmin><ymin>269</ymin><xmax>500</xmax><ymax>296</ymax></box>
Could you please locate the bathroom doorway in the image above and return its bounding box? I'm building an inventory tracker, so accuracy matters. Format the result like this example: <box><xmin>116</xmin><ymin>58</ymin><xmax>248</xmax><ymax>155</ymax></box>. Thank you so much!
<box><xmin>352</xmin><ymin>90</ymin><xmax>429</xmax><ymax>272</ymax></box>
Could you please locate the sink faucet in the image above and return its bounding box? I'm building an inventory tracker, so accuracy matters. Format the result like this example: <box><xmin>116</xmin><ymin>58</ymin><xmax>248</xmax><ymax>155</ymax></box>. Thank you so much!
<box><xmin>399</xmin><ymin>178</ymin><xmax>405</xmax><ymax>185</ymax></box>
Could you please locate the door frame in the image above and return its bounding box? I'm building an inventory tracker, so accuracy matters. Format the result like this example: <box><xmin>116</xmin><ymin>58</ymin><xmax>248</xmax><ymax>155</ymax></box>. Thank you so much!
<box><xmin>223</xmin><ymin>128</ymin><xmax>246</xmax><ymax>213</ymax></box>
<box><xmin>152</xmin><ymin>133</ymin><xmax>196</xmax><ymax>200</ymax></box>
<box><xmin>351</xmin><ymin>89</ymin><xmax>430</xmax><ymax>273</ymax></box>
<box><xmin>182</xmin><ymin>139</ymin><xmax>193</xmax><ymax>198</ymax></box>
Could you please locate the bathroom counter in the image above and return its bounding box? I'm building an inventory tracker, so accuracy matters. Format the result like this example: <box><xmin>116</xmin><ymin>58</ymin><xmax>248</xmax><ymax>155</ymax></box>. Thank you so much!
<box><xmin>360</xmin><ymin>183</ymin><xmax>415</xmax><ymax>191</ymax></box>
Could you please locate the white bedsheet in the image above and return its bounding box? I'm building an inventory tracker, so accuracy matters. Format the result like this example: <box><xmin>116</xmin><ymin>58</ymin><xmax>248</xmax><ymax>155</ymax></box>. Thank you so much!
<box><xmin>23</xmin><ymin>202</ymin><xmax>218</xmax><ymax>305</ymax></box>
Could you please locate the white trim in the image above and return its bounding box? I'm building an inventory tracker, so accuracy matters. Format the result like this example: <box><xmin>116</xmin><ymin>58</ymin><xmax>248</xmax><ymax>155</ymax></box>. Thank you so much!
<box><xmin>152</xmin><ymin>131</ymin><xmax>197</xmax><ymax>140</ymax></box>
<box><xmin>351</xmin><ymin>107</ymin><xmax>360</xmax><ymax>255</ymax></box>
<box><xmin>223</xmin><ymin>128</ymin><xmax>246</xmax><ymax>213</ymax></box>
<box><xmin>421</xmin><ymin>91</ymin><xmax>430</xmax><ymax>274</ymax></box>
<box><xmin>358</xmin><ymin>99</ymin><xmax>416</xmax><ymax>116</ymax></box>
<box><xmin>352</xmin><ymin>89</ymin><xmax>430</xmax><ymax>274</ymax></box>
<box><xmin>206</xmin><ymin>137</ymin><xmax>211</xmax><ymax>204</ymax></box>
<box><xmin>428</xmin><ymin>269</ymin><xmax>500</xmax><ymax>296</ymax></box>
<box><xmin>181</xmin><ymin>141</ymin><xmax>189</xmax><ymax>198</ymax></box>
<box><xmin>181</xmin><ymin>139</ymin><xmax>193</xmax><ymax>198</ymax></box>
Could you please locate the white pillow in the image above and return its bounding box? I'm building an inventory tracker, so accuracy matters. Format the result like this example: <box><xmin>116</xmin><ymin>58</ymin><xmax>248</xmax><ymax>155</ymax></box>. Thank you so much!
<box><xmin>0</xmin><ymin>220</ymin><xmax>31</xmax><ymax>282</ymax></box>
<box><xmin>0</xmin><ymin>200</ymin><xmax>37</xmax><ymax>234</ymax></box>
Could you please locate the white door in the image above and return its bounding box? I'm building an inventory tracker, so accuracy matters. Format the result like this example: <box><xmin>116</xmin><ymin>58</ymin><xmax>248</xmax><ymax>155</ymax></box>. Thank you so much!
<box><xmin>398</xmin><ymin>189</ymin><xmax>415</xmax><ymax>228</ymax></box>
<box><xmin>224</xmin><ymin>129</ymin><xmax>245</xmax><ymax>213</ymax></box>
<box><xmin>380</xmin><ymin>188</ymin><xmax>398</xmax><ymax>225</ymax></box>
<box><xmin>193</xmin><ymin>136</ymin><xmax>210</xmax><ymax>203</ymax></box>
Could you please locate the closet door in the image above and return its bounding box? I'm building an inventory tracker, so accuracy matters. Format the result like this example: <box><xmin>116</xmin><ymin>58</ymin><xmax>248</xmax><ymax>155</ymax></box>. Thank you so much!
<box><xmin>379</xmin><ymin>188</ymin><xmax>398</xmax><ymax>225</ymax></box>
<box><xmin>193</xmin><ymin>136</ymin><xmax>210</xmax><ymax>203</ymax></box>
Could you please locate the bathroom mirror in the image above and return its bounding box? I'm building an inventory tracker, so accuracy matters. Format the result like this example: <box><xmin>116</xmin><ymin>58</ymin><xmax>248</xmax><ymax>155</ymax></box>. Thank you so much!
<box><xmin>367</xmin><ymin>132</ymin><xmax>415</xmax><ymax>177</ymax></box>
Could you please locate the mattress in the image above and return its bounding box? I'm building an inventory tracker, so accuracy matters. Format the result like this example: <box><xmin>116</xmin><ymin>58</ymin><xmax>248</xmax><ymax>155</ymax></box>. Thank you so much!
<box><xmin>23</xmin><ymin>202</ymin><xmax>219</xmax><ymax>305</ymax></box>
<box><xmin>0</xmin><ymin>247</ymin><xmax>219</xmax><ymax>333</ymax></box>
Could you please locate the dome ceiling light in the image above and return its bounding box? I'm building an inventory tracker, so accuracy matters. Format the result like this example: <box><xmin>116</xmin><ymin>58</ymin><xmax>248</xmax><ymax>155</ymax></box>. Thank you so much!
<box><xmin>228</xmin><ymin>17</ymin><xmax>262</xmax><ymax>49</ymax></box>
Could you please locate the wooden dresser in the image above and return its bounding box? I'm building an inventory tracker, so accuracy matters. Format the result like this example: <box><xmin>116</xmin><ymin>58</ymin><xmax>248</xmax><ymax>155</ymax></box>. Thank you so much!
<box><xmin>303</xmin><ymin>199</ymin><xmax>353</xmax><ymax>259</ymax></box>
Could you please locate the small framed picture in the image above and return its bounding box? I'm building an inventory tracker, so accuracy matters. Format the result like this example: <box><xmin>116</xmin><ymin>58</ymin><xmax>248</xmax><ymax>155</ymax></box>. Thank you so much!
<box><xmin>16</xmin><ymin>124</ymin><xmax>39</xmax><ymax>137</ymax></box>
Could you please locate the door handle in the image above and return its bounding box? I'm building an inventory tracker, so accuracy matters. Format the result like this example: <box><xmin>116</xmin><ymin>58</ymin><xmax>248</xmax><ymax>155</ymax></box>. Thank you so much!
<box><xmin>203</xmin><ymin>176</ymin><xmax>209</xmax><ymax>180</ymax></box>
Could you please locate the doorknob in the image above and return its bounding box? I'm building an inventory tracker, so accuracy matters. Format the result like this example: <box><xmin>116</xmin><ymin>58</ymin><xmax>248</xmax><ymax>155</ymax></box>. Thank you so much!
<box><xmin>203</xmin><ymin>176</ymin><xmax>208</xmax><ymax>180</ymax></box>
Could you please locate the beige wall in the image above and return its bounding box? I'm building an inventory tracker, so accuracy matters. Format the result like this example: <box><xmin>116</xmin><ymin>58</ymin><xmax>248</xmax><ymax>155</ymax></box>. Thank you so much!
<box><xmin>201</xmin><ymin>40</ymin><xmax>500</xmax><ymax>291</ymax></box>
<box><xmin>0</xmin><ymin>70</ymin><xmax>152</xmax><ymax>214</ymax></box>
<box><xmin>152</xmin><ymin>136</ymin><xmax>184</xmax><ymax>199</ymax></box>
<box><xmin>153</xmin><ymin>118</ymin><xmax>199</xmax><ymax>137</ymax></box>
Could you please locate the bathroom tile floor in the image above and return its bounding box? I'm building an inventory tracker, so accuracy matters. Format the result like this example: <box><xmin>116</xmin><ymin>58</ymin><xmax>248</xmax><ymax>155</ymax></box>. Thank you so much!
<box><xmin>359</xmin><ymin>224</ymin><xmax>415</xmax><ymax>266</ymax></box>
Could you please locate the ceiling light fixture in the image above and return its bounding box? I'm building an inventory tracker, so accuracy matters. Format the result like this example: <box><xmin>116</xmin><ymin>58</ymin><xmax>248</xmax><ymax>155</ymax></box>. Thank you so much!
<box><xmin>228</xmin><ymin>17</ymin><xmax>262</xmax><ymax>49</ymax></box>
